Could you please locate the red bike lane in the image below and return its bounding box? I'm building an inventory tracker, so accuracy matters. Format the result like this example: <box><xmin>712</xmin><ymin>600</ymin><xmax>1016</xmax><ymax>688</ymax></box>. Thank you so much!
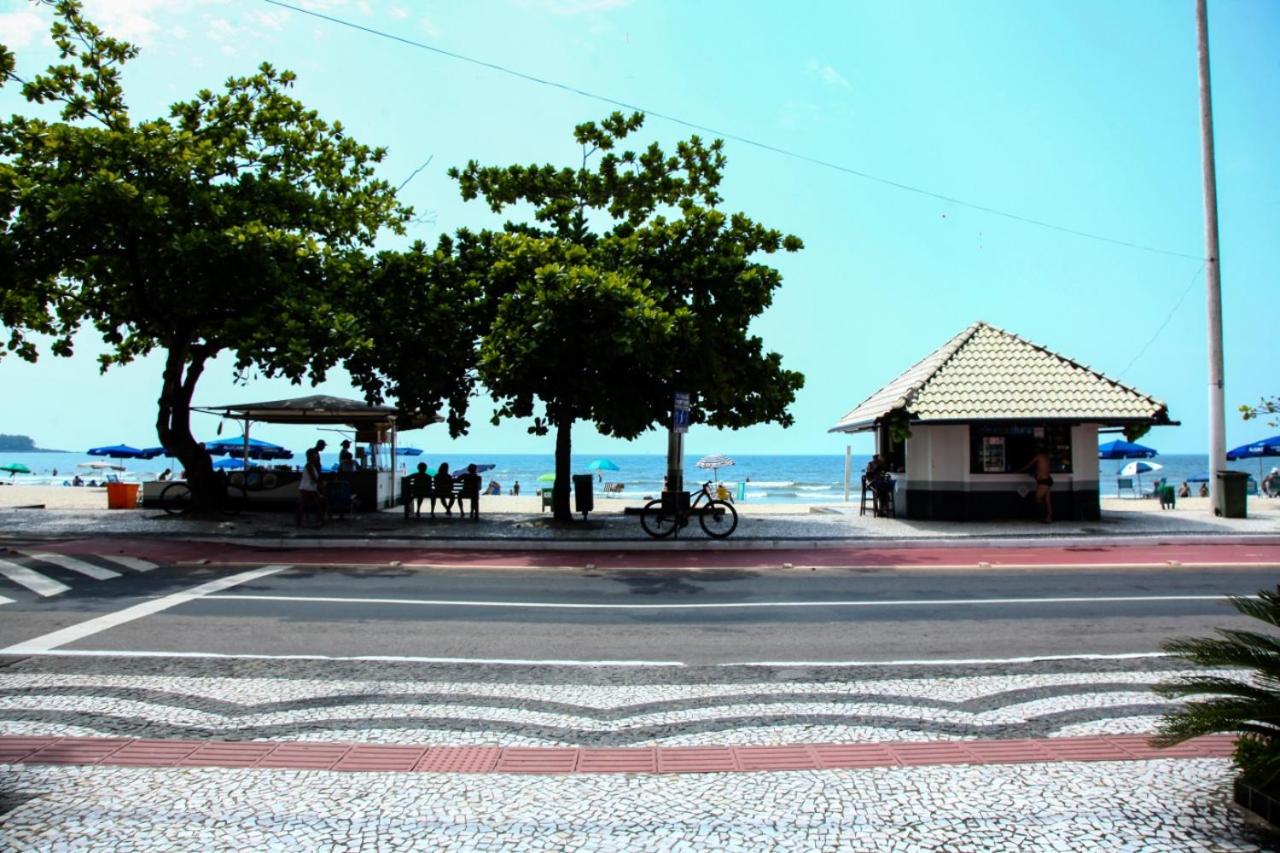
<box><xmin>19</xmin><ymin>536</ymin><xmax>1280</xmax><ymax>571</ymax></box>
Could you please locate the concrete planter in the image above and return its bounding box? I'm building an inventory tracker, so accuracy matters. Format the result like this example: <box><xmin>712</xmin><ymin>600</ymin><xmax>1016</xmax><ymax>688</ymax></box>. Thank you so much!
<box><xmin>1234</xmin><ymin>777</ymin><xmax>1280</xmax><ymax>829</ymax></box>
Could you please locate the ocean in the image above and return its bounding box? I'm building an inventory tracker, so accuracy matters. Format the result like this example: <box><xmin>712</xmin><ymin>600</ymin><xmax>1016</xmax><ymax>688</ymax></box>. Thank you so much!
<box><xmin>0</xmin><ymin>450</ymin><xmax>1269</xmax><ymax>504</ymax></box>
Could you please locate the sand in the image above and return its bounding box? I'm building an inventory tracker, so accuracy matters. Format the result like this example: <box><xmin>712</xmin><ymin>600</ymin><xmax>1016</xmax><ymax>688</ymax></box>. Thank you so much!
<box><xmin>0</xmin><ymin>484</ymin><xmax>817</xmax><ymax>515</ymax></box>
<box><xmin>2</xmin><ymin>484</ymin><xmax>1273</xmax><ymax>518</ymax></box>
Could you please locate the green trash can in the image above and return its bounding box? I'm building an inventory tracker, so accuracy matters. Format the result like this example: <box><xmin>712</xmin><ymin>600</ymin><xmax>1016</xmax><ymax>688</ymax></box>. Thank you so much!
<box><xmin>1216</xmin><ymin>470</ymin><xmax>1248</xmax><ymax>518</ymax></box>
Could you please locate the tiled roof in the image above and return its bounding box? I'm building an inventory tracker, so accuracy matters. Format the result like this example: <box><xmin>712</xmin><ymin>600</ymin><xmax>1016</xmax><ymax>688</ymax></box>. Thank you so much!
<box><xmin>829</xmin><ymin>322</ymin><xmax>1170</xmax><ymax>433</ymax></box>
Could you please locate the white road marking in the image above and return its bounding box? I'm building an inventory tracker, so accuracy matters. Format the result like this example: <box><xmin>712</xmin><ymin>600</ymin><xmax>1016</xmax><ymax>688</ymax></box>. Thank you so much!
<box><xmin>721</xmin><ymin>652</ymin><xmax>1175</xmax><ymax>667</ymax></box>
<box><xmin>0</xmin><ymin>649</ymin><xmax>1172</xmax><ymax>667</ymax></box>
<box><xmin>3</xmin><ymin>649</ymin><xmax>685</xmax><ymax>666</ymax></box>
<box><xmin>203</xmin><ymin>593</ymin><xmax>1238</xmax><ymax>610</ymax></box>
<box><xmin>0</xmin><ymin>594</ymin><xmax>13</xmax><ymax>606</ymax></box>
<box><xmin>0</xmin><ymin>558</ymin><xmax>70</xmax><ymax>597</ymax></box>
<box><xmin>17</xmin><ymin>552</ymin><xmax>120</xmax><ymax>581</ymax></box>
<box><xmin>95</xmin><ymin>555</ymin><xmax>158</xmax><ymax>573</ymax></box>
<box><xmin>0</xmin><ymin>565</ymin><xmax>288</xmax><ymax>654</ymax></box>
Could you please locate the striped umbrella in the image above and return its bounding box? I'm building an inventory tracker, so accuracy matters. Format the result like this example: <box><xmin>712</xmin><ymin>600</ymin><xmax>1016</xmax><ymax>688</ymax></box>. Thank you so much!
<box><xmin>695</xmin><ymin>454</ymin><xmax>735</xmax><ymax>481</ymax></box>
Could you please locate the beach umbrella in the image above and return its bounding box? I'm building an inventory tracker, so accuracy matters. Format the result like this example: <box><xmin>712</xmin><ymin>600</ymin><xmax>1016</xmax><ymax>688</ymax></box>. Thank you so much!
<box><xmin>212</xmin><ymin>458</ymin><xmax>247</xmax><ymax>470</ymax></box>
<box><xmin>138</xmin><ymin>447</ymin><xmax>171</xmax><ymax>459</ymax></box>
<box><xmin>588</xmin><ymin>459</ymin><xmax>621</xmax><ymax>472</ymax></box>
<box><xmin>696</xmin><ymin>454</ymin><xmax>735</xmax><ymax>481</ymax></box>
<box><xmin>537</xmin><ymin>472</ymin><xmax>556</xmax><ymax>482</ymax></box>
<box><xmin>1119</xmin><ymin>460</ymin><xmax>1163</xmax><ymax>493</ymax></box>
<box><xmin>88</xmin><ymin>444</ymin><xmax>149</xmax><ymax>459</ymax></box>
<box><xmin>77</xmin><ymin>461</ymin><xmax>126</xmax><ymax>471</ymax></box>
<box><xmin>0</xmin><ymin>462</ymin><xmax>31</xmax><ymax>477</ymax></box>
<box><xmin>204</xmin><ymin>436</ymin><xmax>293</xmax><ymax>460</ymax></box>
<box><xmin>1226</xmin><ymin>435</ymin><xmax>1280</xmax><ymax>478</ymax></box>
<box><xmin>1098</xmin><ymin>439</ymin><xmax>1157</xmax><ymax>460</ymax></box>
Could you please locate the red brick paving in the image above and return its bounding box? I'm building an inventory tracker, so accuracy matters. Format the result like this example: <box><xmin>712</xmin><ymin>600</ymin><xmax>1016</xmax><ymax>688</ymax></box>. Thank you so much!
<box><xmin>0</xmin><ymin>734</ymin><xmax>1236</xmax><ymax>775</ymax></box>
<box><xmin>30</xmin><ymin>536</ymin><xmax>1280</xmax><ymax>572</ymax></box>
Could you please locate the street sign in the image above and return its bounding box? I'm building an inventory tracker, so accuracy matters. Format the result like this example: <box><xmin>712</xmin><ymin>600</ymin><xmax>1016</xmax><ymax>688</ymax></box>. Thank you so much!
<box><xmin>673</xmin><ymin>392</ymin><xmax>690</xmax><ymax>434</ymax></box>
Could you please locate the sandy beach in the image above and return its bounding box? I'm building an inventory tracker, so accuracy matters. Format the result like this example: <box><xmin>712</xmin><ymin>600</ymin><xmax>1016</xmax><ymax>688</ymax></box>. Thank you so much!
<box><xmin>0</xmin><ymin>484</ymin><xmax>820</xmax><ymax>515</ymax></box>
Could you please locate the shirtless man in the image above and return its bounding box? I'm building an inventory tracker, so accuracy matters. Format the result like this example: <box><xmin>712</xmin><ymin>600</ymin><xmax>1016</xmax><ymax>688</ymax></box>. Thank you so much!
<box><xmin>1020</xmin><ymin>446</ymin><xmax>1053</xmax><ymax>523</ymax></box>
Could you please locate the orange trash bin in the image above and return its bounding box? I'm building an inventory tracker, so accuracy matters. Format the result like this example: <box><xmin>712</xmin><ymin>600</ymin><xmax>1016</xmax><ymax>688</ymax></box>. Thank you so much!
<box><xmin>106</xmin><ymin>482</ymin><xmax>140</xmax><ymax>509</ymax></box>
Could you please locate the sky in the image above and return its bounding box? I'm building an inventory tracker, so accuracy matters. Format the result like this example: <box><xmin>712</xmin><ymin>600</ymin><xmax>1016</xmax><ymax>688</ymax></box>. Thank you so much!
<box><xmin>0</xmin><ymin>0</ymin><xmax>1276</xmax><ymax>458</ymax></box>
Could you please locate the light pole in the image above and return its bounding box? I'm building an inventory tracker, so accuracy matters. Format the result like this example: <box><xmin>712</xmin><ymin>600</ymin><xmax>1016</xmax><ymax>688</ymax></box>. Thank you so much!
<box><xmin>1195</xmin><ymin>0</ymin><xmax>1226</xmax><ymax>514</ymax></box>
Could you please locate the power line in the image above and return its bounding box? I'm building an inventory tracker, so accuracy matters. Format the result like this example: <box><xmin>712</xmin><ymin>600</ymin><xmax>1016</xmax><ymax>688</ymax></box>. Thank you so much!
<box><xmin>1117</xmin><ymin>261</ymin><xmax>1206</xmax><ymax>379</ymax></box>
<box><xmin>262</xmin><ymin>0</ymin><xmax>1202</xmax><ymax>262</ymax></box>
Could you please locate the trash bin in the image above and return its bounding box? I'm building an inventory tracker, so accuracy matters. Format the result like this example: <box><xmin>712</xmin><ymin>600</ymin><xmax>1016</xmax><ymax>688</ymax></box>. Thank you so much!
<box><xmin>572</xmin><ymin>474</ymin><xmax>595</xmax><ymax>520</ymax></box>
<box><xmin>1216</xmin><ymin>470</ymin><xmax>1248</xmax><ymax>518</ymax></box>
<box><xmin>105</xmin><ymin>482</ymin><xmax>140</xmax><ymax>510</ymax></box>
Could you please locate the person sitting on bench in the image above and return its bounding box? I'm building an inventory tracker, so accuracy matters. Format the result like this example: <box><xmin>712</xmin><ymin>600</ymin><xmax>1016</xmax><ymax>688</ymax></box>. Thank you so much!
<box><xmin>408</xmin><ymin>462</ymin><xmax>432</xmax><ymax>519</ymax></box>
<box><xmin>460</xmin><ymin>463</ymin><xmax>483</xmax><ymax>521</ymax></box>
<box><xmin>433</xmin><ymin>462</ymin><xmax>455</xmax><ymax>517</ymax></box>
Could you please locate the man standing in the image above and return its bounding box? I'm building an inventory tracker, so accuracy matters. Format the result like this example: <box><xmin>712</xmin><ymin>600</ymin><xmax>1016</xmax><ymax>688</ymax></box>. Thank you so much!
<box><xmin>296</xmin><ymin>446</ymin><xmax>325</xmax><ymax>527</ymax></box>
<box><xmin>1020</xmin><ymin>446</ymin><xmax>1053</xmax><ymax>523</ymax></box>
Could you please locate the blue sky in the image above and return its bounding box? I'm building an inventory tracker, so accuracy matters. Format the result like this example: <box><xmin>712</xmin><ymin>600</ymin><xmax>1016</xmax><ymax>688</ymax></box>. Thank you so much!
<box><xmin>0</xmin><ymin>0</ymin><xmax>1275</xmax><ymax>457</ymax></box>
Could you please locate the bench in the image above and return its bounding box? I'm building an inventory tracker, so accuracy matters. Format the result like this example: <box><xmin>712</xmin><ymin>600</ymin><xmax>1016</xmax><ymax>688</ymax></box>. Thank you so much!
<box><xmin>403</xmin><ymin>475</ymin><xmax>480</xmax><ymax>519</ymax></box>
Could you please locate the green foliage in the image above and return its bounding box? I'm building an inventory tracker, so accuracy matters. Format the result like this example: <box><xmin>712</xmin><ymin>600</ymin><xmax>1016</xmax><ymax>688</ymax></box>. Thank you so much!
<box><xmin>343</xmin><ymin>237</ymin><xmax>482</xmax><ymax>438</ymax></box>
<box><xmin>0</xmin><ymin>1</ymin><xmax>409</xmax><ymax>505</ymax></box>
<box><xmin>1123</xmin><ymin>423</ymin><xmax>1152</xmax><ymax>443</ymax></box>
<box><xmin>1155</xmin><ymin>586</ymin><xmax>1280</xmax><ymax>793</ymax></box>
<box><xmin>1240</xmin><ymin>397</ymin><xmax>1279</xmax><ymax>428</ymax></box>
<box><xmin>451</xmin><ymin>112</ymin><xmax>803</xmax><ymax>519</ymax></box>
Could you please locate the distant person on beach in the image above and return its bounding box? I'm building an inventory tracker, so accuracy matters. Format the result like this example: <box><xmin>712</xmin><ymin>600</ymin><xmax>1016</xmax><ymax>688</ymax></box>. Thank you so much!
<box><xmin>51</xmin><ymin>468</ymin><xmax>57</xmax><ymax>477</ymax></box>
<box><xmin>72</xmin><ymin>475</ymin><xmax>84</xmax><ymax>486</ymax></box>
<box><xmin>487</xmin><ymin>479</ymin><xmax>501</xmax><ymax>496</ymax></box>
<box><xmin>512</xmin><ymin>480</ymin><xmax>520</xmax><ymax>496</ymax></box>
<box><xmin>433</xmin><ymin>462</ymin><xmax>455</xmax><ymax>517</ymax></box>
<box><xmin>1019</xmin><ymin>446</ymin><xmax>1053</xmax><ymax>523</ymax></box>
<box><xmin>1263</xmin><ymin>468</ymin><xmax>1280</xmax><ymax>498</ymax></box>
<box><xmin>158</xmin><ymin>468</ymin><xmax>171</xmax><ymax>481</ymax></box>
<box><xmin>338</xmin><ymin>440</ymin><xmax>356</xmax><ymax>472</ymax></box>
<box><xmin>1178</xmin><ymin>481</ymin><xmax>1191</xmax><ymax>498</ymax></box>
<box><xmin>1198</xmin><ymin>482</ymin><xmax>1209</xmax><ymax>498</ymax></box>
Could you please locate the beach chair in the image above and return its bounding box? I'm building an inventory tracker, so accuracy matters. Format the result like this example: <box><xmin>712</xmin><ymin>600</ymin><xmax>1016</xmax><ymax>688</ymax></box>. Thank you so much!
<box><xmin>1116</xmin><ymin>477</ymin><xmax>1136</xmax><ymax>498</ymax></box>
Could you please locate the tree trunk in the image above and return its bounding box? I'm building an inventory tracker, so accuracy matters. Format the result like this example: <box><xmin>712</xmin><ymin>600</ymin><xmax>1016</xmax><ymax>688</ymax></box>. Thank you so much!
<box><xmin>156</xmin><ymin>342</ymin><xmax>220</xmax><ymax>510</ymax></box>
<box><xmin>552</xmin><ymin>414</ymin><xmax>573</xmax><ymax>522</ymax></box>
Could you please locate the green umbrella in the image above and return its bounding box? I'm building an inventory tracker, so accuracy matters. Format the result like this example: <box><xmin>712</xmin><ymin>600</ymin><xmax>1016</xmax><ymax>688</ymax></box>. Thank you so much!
<box><xmin>537</xmin><ymin>472</ymin><xmax>556</xmax><ymax>482</ymax></box>
<box><xmin>1</xmin><ymin>463</ymin><xmax>32</xmax><ymax>476</ymax></box>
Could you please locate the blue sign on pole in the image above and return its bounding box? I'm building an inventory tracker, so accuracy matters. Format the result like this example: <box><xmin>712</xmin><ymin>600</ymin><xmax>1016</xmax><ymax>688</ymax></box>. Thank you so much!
<box><xmin>673</xmin><ymin>392</ymin><xmax>690</xmax><ymax>434</ymax></box>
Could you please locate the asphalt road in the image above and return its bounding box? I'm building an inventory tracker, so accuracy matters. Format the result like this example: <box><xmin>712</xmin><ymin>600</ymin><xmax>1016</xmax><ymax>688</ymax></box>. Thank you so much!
<box><xmin>1</xmin><ymin>556</ymin><xmax>1276</xmax><ymax>665</ymax></box>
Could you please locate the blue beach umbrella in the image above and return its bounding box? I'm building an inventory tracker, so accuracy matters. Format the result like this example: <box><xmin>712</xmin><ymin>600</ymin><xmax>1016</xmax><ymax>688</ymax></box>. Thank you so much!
<box><xmin>211</xmin><ymin>458</ymin><xmax>247</xmax><ymax>470</ymax></box>
<box><xmin>205</xmin><ymin>436</ymin><xmax>293</xmax><ymax>460</ymax></box>
<box><xmin>588</xmin><ymin>458</ymin><xmax>621</xmax><ymax>472</ymax></box>
<box><xmin>88</xmin><ymin>444</ymin><xmax>149</xmax><ymax>459</ymax></box>
<box><xmin>1227</xmin><ymin>435</ymin><xmax>1280</xmax><ymax>479</ymax></box>
<box><xmin>1098</xmin><ymin>439</ymin><xmax>1157</xmax><ymax>460</ymax></box>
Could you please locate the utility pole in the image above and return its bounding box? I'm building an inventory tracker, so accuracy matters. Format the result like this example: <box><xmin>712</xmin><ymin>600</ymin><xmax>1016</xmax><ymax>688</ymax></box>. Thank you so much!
<box><xmin>1195</xmin><ymin>0</ymin><xmax>1226</xmax><ymax>515</ymax></box>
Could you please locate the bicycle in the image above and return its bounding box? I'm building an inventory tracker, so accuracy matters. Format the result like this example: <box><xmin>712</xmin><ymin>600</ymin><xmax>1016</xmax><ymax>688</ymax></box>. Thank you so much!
<box><xmin>160</xmin><ymin>474</ymin><xmax>247</xmax><ymax>516</ymax></box>
<box><xmin>640</xmin><ymin>480</ymin><xmax>739</xmax><ymax>539</ymax></box>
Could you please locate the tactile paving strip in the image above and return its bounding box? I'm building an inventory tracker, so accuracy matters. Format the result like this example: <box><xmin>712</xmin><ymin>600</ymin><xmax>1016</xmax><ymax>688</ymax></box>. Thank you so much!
<box><xmin>0</xmin><ymin>734</ymin><xmax>1236</xmax><ymax>776</ymax></box>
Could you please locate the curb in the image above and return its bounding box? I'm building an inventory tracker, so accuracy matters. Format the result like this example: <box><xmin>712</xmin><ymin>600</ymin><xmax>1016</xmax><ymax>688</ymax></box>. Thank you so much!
<box><xmin>3</xmin><ymin>532</ymin><xmax>1279</xmax><ymax>553</ymax></box>
<box><xmin>0</xmin><ymin>734</ymin><xmax>1235</xmax><ymax>775</ymax></box>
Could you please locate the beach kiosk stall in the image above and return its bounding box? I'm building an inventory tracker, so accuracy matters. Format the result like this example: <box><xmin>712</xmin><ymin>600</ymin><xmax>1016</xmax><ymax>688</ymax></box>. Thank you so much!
<box><xmin>829</xmin><ymin>322</ymin><xmax>1174</xmax><ymax>521</ymax></box>
<box><xmin>143</xmin><ymin>395</ymin><xmax>433</xmax><ymax>512</ymax></box>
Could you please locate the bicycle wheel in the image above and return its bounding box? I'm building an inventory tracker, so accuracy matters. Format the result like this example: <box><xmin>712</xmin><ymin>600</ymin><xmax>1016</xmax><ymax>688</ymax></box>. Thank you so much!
<box><xmin>160</xmin><ymin>482</ymin><xmax>192</xmax><ymax>516</ymax></box>
<box><xmin>698</xmin><ymin>499</ymin><xmax>738</xmax><ymax>539</ymax></box>
<box><xmin>222</xmin><ymin>484</ymin><xmax>247</xmax><ymax>516</ymax></box>
<box><xmin>640</xmin><ymin>499</ymin><xmax>677</xmax><ymax>539</ymax></box>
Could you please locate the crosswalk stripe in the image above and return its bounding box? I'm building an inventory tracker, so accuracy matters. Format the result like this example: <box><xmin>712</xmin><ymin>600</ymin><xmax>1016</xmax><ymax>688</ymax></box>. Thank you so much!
<box><xmin>17</xmin><ymin>552</ymin><xmax>121</xmax><ymax>581</ymax></box>
<box><xmin>95</xmin><ymin>555</ymin><xmax>158</xmax><ymax>573</ymax></box>
<box><xmin>0</xmin><ymin>559</ymin><xmax>70</xmax><ymax>597</ymax></box>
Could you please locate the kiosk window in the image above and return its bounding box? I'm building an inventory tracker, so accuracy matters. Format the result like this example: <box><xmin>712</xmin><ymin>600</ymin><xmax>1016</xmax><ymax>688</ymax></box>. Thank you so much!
<box><xmin>969</xmin><ymin>424</ymin><xmax>1072</xmax><ymax>474</ymax></box>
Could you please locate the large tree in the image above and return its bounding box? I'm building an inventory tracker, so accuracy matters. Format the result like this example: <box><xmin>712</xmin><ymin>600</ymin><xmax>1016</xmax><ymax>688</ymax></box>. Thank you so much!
<box><xmin>0</xmin><ymin>2</ymin><xmax>410</xmax><ymax>507</ymax></box>
<box><xmin>452</xmin><ymin>113</ymin><xmax>804</xmax><ymax>520</ymax></box>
